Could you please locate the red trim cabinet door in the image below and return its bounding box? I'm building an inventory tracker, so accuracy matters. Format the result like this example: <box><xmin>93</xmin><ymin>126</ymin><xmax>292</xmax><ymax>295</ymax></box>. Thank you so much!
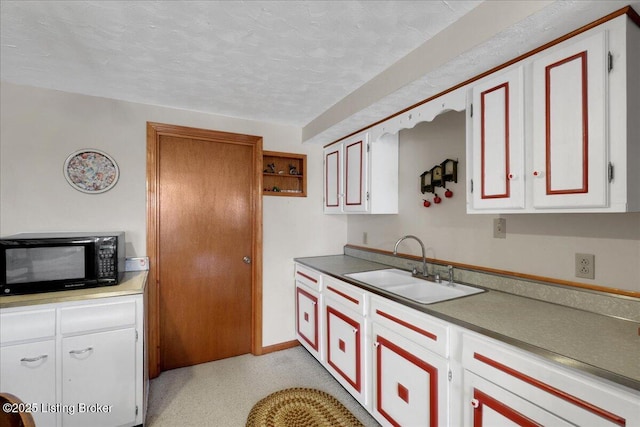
<box><xmin>372</xmin><ymin>324</ymin><xmax>448</xmax><ymax>427</ymax></box>
<box><xmin>343</xmin><ymin>134</ymin><xmax>369</xmax><ymax>213</ymax></box>
<box><xmin>324</xmin><ymin>145</ymin><xmax>342</xmax><ymax>213</ymax></box>
<box><xmin>325</xmin><ymin>302</ymin><xmax>367</xmax><ymax>406</ymax></box>
<box><xmin>470</xmin><ymin>66</ymin><xmax>525</xmax><ymax>211</ymax></box>
<box><xmin>464</xmin><ymin>372</ymin><xmax>574</xmax><ymax>427</ymax></box>
<box><xmin>532</xmin><ymin>30</ymin><xmax>608</xmax><ymax>209</ymax></box>
<box><xmin>295</xmin><ymin>286</ymin><xmax>321</xmax><ymax>361</ymax></box>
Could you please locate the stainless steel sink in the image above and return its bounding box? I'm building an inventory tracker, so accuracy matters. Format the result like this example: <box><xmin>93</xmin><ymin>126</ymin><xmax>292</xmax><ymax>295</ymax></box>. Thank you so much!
<box><xmin>345</xmin><ymin>268</ymin><xmax>484</xmax><ymax>304</ymax></box>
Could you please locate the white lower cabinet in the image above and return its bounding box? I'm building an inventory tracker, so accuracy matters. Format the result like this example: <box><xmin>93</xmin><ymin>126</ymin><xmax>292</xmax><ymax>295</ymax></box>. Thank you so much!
<box><xmin>462</xmin><ymin>333</ymin><xmax>640</xmax><ymax>427</ymax></box>
<box><xmin>372</xmin><ymin>323</ymin><xmax>447</xmax><ymax>427</ymax></box>
<box><xmin>293</xmin><ymin>264</ymin><xmax>639</xmax><ymax>427</ymax></box>
<box><xmin>0</xmin><ymin>294</ymin><xmax>145</xmax><ymax>427</ymax></box>
<box><xmin>295</xmin><ymin>264</ymin><xmax>322</xmax><ymax>361</ymax></box>
<box><xmin>295</xmin><ymin>286</ymin><xmax>321</xmax><ymax>360</ymax></box>
<box><xmin>464</xmin><ymin>371</ymin><xmax>573</xmax><ymax>426</ymax></box>
<box><xmin>371</xmin><ymin>295</ymin><xmax>450</xmax><ymax>427</ymax></box>
<box><xmin>62</xmin><ymin>328</ymin><xmax>137</xmax><ymax>427</ymax></box>
<box><xmin>323</xmin><ymin>275</ymin><xmax>368</xmax><ymax>408</ymax></box>
<box><xmin>1</xmin><ymin>339</ymin><xmax>57</xmax><ymax>426</ymax></box>
<box><xmin>325</xmin><ymin>302</ymin><xmax>366</xmax><ymax>404</ymax></box>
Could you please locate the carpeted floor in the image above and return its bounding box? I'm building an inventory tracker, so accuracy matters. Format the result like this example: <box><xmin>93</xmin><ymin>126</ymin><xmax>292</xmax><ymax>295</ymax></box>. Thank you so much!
<box><xmin>146</xmin><ymin>346</ymin><xmax>380</xmax><ymax>426</ymax></box>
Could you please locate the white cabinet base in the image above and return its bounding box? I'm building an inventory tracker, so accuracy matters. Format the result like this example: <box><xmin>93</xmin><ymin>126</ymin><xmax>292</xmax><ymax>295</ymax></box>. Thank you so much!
<box><xmin>1</xmin><ymin>340</ymin><xmax>56</xmax><ymax>427</ymax></box>
<box><xmin>62</xmin><ymin>328</ymin><xmax>137</xmax><ymax>427</ymax></box>
<box><xmin>324</xmin><ymin>302</ymin><xmax>367</xmax><ymax>407</ymax></box>
<box><xmin>372</xmin><ymin>324</ymin><xmax>447</xmax><ymax>427</ymax></box>
<box><xmin>464</xmin><ymin>371</ymin><xmax>573</xmax><ymax>426</ymax></box>
<box><xmin>0</xmin><ymin>294</ymin><xmax>145</xmax><ymax>427</ymax></box>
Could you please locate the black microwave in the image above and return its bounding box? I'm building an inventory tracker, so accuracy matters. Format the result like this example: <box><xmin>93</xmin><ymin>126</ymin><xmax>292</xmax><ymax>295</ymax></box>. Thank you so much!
<box><xmin>0</xmin><ymin>232</ymin><xmax>125</xmax><ymax>296</ymax></box>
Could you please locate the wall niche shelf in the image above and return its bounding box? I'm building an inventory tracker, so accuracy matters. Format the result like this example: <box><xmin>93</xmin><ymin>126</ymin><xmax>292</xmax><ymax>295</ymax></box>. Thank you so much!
<box><xmin>262</xmin><ymin>150</ymin><xmax>307</xmax><ymax>197</ymax></box>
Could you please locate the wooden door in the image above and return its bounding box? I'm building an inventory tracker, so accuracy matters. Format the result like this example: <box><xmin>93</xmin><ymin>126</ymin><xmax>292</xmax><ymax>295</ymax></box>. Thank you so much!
<box><xmin>147</xmin><ymin>123</ymin><xmax>262</xmax><ymax>375</ymax></box>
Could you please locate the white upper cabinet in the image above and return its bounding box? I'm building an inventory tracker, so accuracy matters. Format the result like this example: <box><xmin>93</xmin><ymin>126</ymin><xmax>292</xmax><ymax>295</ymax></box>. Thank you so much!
<box><xmin>344</xmin><ymin>134</ymin><xmax>369</xmax><ymax>213</ymax></box>
<box><xmin>323</xmin><ymin>130</ymin><xmax>398</xmax><ymax>214</ymax></box>
<box><xmin>469</xmin><ymin>66</ymin><xmax>525</xmax><ymax>211</ymax></box>
<box><xmin>467</xmin><ymin>14</ymin><xmax>640</xmax><ymax>213</ymax></box>
<box><xmin>324</xmin><ymin>144</ymin><xmax>342</xmax><ymax>213</ymax></box>
<box><xmin>531</xmin><ymin>31</ymin><xmax>608</xmax><ymax>209</ymax></box>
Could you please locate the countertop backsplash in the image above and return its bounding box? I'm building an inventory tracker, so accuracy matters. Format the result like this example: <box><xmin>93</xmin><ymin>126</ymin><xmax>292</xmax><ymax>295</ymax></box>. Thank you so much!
<box><xmin>344</xmin><ymin>245</ymin><xmax>640</xmax><ymax>322</ymax></box>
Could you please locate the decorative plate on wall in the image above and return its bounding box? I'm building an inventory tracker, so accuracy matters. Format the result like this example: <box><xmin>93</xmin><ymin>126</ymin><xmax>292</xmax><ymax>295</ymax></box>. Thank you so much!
<box><xmin>64</xmin><ymin>149</ymin><xmax>119</xmax><ymax>194</ymax></box>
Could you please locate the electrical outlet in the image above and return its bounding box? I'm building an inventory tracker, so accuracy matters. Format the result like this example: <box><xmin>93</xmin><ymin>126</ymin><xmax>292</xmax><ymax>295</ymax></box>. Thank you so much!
<box><xmin>575</xmin><ymin>253</ymin><xmax>595</xmax><ymax>279</ymax></box>
<box><xmin>493</xmin><ymin>218</ymin><xmax>506</xmax><ymax>239</ymax></box>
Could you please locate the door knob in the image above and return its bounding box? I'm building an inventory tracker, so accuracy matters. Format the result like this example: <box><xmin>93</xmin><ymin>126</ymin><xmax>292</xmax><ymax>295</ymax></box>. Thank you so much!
<box><xmin>243</xmin><ymin>256</ymin><xmax>252</xmax><ymax>264</ymax></box>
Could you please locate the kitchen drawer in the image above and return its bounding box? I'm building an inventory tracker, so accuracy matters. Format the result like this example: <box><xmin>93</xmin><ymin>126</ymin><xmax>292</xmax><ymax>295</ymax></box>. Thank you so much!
<box><xmin>60</xmin><ymin>299</ymin><xmax>137</xmax><ymax>335</ymax></box>
<box><xmin>0</xmin><ymin>308</ymin><xmax>56</xmax><ymax>344</ymax></box>
<box><xmin>324</xmin><ymin>275</ymin><xmax>367</xmax><ymax>316</ymax></box>
<box><xmin>462</xmin><ymin>333</ymin><xmax>639</xmax><ymax>427</ymax></box>
<box><xmin>371</xmin><ymin>295</ymin><xmax>449</xmax><ymax>358</ymax></box>
<box><xmin>295</xmin><ymin>263</ymin><xmax>322</xmax><ymax>292</ymax></box>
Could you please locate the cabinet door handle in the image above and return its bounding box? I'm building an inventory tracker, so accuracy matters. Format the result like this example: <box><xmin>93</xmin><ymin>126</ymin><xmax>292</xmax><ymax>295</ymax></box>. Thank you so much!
<box><xmin>20</xmin><ymin>354</ymin><xmax>48</xmax><ymax>363</ymax></box>
<box><xmin>69</xmin><ymin>347</ymin><xmax>93</xmax><ymax>355</ymax></box>
<box><xmin>471</xmin><ymin>398</ymin><xmax>480</xmax><ymax>409</ymax></box>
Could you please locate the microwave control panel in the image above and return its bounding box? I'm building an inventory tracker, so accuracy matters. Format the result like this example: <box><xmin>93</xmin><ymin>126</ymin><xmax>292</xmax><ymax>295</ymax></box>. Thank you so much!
<box><xmin>97</xmin><ymin>237</ymin><xmax>118</xmax><ymax>280</ymax></box>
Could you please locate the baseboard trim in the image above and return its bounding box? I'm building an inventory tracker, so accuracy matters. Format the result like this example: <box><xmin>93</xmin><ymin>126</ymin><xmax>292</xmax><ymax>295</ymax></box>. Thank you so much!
<box><xmin>261</xmin><ymin>340</ymin><xmax>300</xmax><ymax>355</ymax></box>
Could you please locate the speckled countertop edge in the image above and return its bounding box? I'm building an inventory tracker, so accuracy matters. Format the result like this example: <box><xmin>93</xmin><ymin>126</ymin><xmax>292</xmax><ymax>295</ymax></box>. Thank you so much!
<box><xmin>344</xmin><ymin>246</ymin><xmax>640</xmax><ymax>322</ymax></box>
<box><xmin>294</xmin><ymin>254</ymin><xmax>640</xmax><ymax>392</ymax></box>
<box><xmin>0</xmin><ymin>271</ymin><xmax>147</xmax><ymax>309</ymax></box>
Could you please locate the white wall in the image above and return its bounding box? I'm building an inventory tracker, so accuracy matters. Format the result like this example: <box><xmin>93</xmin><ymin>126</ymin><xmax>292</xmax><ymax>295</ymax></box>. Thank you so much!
<box><xmin>262</xmin><ymin>144</ymin><xmax>347</xmax><ymax>346</ymax></box>
<box><xmin>0</xmin><ymin>82</ymin><xmax>347</xmax><ymax>346</ymax></box>
<box><xmin>347</xmin><ymin>111</ymin><xmax>640</xmax><ymax>292</ymax></box>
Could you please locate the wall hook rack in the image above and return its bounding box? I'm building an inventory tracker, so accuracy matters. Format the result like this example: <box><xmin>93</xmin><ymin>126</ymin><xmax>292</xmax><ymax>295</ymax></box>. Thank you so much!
<box><xmin>420</xmin><ymin>158</ymin><xmax>458</xmax><ymax>206</ymax></box>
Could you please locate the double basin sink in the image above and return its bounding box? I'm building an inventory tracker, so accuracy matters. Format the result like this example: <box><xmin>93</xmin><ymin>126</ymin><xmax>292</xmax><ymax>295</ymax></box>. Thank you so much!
<box><xmin>345</xmin><ymin>268</ymin><xmax>484</xmax><ymax>304</ymax></box>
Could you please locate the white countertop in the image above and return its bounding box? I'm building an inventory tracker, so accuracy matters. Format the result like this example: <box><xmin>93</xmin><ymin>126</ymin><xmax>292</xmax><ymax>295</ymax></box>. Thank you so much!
<box><xmin>0</xmin><ymin>271</ymin><xmax>147</xmax><ymax>309</ymax></box>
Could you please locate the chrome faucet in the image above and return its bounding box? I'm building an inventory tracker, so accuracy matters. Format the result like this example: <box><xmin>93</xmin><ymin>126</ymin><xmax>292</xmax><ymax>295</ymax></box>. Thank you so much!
<box><xmin>447</xmin><ymin>265</ymin><xmax>454</xmax><ymax>285</ymax></box>
<box><xmin>393</xmin><ymin>235</ymin><xmax>429</xmax><ymax>278</ymax></box>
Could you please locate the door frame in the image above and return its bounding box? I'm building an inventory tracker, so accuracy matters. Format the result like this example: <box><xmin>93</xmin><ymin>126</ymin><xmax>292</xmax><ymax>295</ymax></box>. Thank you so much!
<box><xmin>146</xmin><ymin>122</ymin><xmax>263</xmax><ymax>378</ymax></box>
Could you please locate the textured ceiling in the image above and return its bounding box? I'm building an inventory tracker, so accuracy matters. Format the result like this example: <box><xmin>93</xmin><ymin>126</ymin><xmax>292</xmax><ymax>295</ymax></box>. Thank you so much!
<box><xmin>0</xmin><ymin>0</ymin><xmax>480</xmax><ymax>127</ymax></box>
<box><xmin>305</xmin><ymin>0</ymin><xmax>640</xmax><ymax>144</ymax></box>
<box><xmin>1</xmin><ymin>1</ymin><xmax>639</xmax><ymax>144</ymax></box>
